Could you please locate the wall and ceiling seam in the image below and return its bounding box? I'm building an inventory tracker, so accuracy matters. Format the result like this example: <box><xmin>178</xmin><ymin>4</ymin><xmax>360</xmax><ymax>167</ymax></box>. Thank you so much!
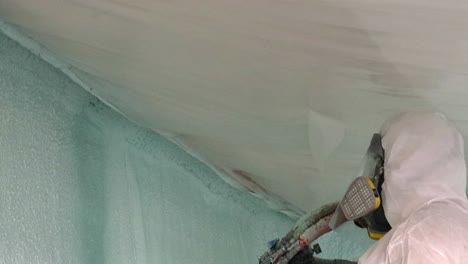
<box><xmin>0</xmin><ymin>20</ymin><xmax>304</xmax><ymax>219</ymax></box>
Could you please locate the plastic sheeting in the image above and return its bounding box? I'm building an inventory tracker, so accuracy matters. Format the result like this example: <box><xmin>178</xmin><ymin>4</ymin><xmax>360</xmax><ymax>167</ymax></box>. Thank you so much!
<box><xmin>3</xmin><ymin>1</ymin><xmax>468</xmax><ymax>215</ymax></box>
<box><xmin>0</xmin><ymin>31</ymin><xmax>374</xmax><ymax>263</ymax></box>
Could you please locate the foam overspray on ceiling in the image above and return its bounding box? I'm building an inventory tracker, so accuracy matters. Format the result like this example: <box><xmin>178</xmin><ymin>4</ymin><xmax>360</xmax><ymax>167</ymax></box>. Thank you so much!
<box><xmin>2</xmin><ymin>0</ymin><xmax>468</xmax><ymax>215</ymax></box>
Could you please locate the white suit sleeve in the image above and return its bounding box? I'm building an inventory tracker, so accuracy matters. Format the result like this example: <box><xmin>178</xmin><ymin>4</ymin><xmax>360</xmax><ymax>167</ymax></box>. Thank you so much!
<box><xmin>386</xmin><ymin>204</ymin><xmax>467</xmax><ymax>264</ymax></box>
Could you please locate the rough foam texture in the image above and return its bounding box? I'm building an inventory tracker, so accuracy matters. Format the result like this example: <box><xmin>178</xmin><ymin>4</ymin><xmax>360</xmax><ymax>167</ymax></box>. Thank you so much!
<box><xmin>0</xmin><ymin>32</ymin><xmax>373</xmax><ymax>263</ymax></box>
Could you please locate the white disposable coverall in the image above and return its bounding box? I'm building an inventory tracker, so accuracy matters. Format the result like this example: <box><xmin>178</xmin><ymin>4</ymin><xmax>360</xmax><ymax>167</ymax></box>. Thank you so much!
<box><xmin>358</xmin><ymin>112</ymin><xmax>468</xmax><ymax>264</ymax></box>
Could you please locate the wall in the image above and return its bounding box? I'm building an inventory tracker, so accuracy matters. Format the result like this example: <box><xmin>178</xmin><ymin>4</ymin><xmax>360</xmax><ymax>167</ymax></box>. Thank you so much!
<box><xmin>0</xmin><ymin>32</ymin><xmax>373</xmax><ymax>263</ymax></box>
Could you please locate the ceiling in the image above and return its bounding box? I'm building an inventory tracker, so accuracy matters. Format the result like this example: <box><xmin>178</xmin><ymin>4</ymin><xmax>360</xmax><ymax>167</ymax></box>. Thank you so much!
<box><xmin>1</xmin><ymin>0</ymin><xmax>468</xmax><ymax>215</ymax></box>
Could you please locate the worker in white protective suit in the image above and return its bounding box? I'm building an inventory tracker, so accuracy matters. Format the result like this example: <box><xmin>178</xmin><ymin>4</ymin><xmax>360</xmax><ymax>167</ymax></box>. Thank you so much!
<box><xmin>291</xmin><ymin>112</ymin><xmax>468</xmax><ymax>264</ymax></box>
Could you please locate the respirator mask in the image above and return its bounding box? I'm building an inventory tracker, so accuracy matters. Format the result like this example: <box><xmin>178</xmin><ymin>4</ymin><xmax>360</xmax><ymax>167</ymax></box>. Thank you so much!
<box><xmin>329</xmin><ymin>134</ymin><xmax>391</xmax><ymax>239</ymax></box>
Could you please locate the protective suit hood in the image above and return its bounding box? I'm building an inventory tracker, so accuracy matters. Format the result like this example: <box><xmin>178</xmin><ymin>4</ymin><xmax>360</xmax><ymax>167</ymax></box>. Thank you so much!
<box><xmin>379</xmin><ymin>112</ymin><xmax>467</xmax><ymax>227</ymax></box>
<box><xmin>359</xmin><ymin>112</ymin><xmax>468</xmax><ymax>264</ymax></box>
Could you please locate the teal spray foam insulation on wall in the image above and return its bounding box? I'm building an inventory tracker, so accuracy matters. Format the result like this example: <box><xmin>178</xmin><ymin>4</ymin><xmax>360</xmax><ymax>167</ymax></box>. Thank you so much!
<box><xmin>0</xmin><ymin>31</ymin><xmax>373</xmax><ymax>263</ymax></box>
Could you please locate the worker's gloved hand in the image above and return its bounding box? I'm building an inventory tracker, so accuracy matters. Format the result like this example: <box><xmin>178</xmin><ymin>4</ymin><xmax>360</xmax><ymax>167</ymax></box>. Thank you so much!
<box><xmin>289</xmin><ymin>247</ymin><xmax>357</xmax><ymax>264</ymax></box>
<box><xmin>288</xmin><ymin>247</ymin><xmax>316</xmax><ymax>264</ymax></box>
